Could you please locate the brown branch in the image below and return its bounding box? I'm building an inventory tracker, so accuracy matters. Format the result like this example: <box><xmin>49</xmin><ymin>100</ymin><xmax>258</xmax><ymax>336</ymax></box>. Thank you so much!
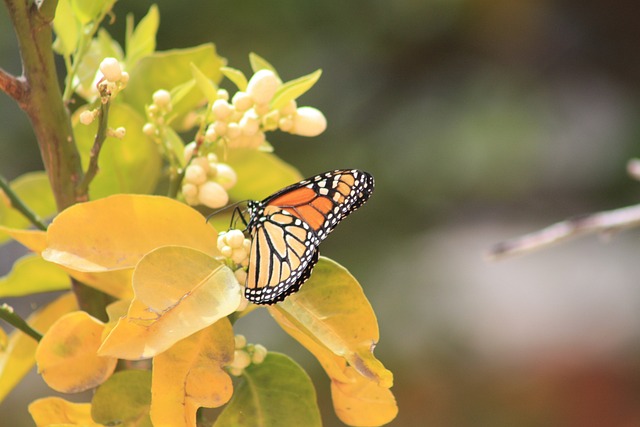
<box><xmin>488</xmin><ymin>203</ymin><xmax>640</xmax><ymax>260</ymax></box>
<box><xmin>0</xmin><ymin>67</ymin><xmax>27</xmax><ymax>103</ymax></box>
<box><xmin>3</xmin><ymin>0</ymin><xmax>85</xmax><ymax>210</ymax></box>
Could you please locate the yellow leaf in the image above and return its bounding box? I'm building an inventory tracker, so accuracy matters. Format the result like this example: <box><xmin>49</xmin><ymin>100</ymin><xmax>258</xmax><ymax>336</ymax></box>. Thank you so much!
<box><xmin>270</xmin><ymin>257</ymin><xmax>393</xmax><ymax>388</ymax></box>
<box><xmin>0</xmin><ymin>225</ymin><xmax>47</xmax><ymax>253</ymax></box>
<box><xmin>151</xmin><ymin>319</ymin><xmax>234</xmax><ymax>427</ymax></box>
<box><xmin>0</xmin><ymin>293</ymin><xmax>77</xmax><ymax>403</ymax></box>
<box><xmin>270</xmin><ymin>308</ymin><xmax>397</xmax><ymax>426</ymax></box>
<box><xmin>29</xmin><ymin>396</ymin><xmax>102</xmax><ymax>427</ymax></box>
<box><xmin>42</xmin><ymin>194</ymin><xmax>220</xmax><ymax>299</ymax></box>
<box><xmin>331</xmin><ymin>375</ymin><xmax>398</xmax><ymax>427</ymax></box>
<box><xmin>99</xmin><ymin>246</ymin><xmax>241</xmax><ymax>359</ymax></box>
<box><xmin>0</xmin><ymin>327</ymin><xmax>7</xmax><ymax>351</ymax></box>
<box><xmin>36</xmin><ymin>311</ymin><xmax>117</xmax><ymax>393</ymax></box>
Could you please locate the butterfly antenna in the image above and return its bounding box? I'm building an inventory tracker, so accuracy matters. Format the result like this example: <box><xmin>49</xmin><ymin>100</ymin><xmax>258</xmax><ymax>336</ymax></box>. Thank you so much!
<box><xmin>205</xmin><ymin>200</ymin><xmax>247</xmax><ymax>224</ymax></box>
<box><xmin>230</xmin><ymin>205</ymin><xmax>249</xmax><ymax>231</ymax></box>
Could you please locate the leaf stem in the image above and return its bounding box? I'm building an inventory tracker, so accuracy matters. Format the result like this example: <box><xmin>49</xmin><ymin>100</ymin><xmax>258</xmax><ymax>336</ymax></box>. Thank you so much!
<box><xmin>77</xmin><ymin>98</ymin><xmax>111</xmax><ymax>194</ymax></box>
<box><xmin>0</xmin><ymin>303</ymin><xmax>43</xmax><ymax>342</ymax></box>
<box><xmin>0</xmin><ymin>174</ymin><xmax>47</xmax><ymax>230</ymax></box>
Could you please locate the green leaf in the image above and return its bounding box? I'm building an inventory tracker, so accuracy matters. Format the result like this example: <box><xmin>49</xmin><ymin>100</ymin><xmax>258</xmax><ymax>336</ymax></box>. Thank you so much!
<box><xmin>126</xmin><ymin>5</ymin><xmax>159</xmax><ymax>67</ymax></box>
<box><xmin>0</xmin><ymin>254</ymin><xmax>70</xmax><ymax>297</ymax></box>
<box><xmin>222</xmin><ymin>149</ymin><xmax>302</xmax><ymax>201</ymax></box>
<box><xmin>164</xmin><ymin>126</ymin><xmax>187</xmax><ymax>167</ymax></box>
<box><xmin>190</xmin><ymin>63</ymin><xmax>219</xmax><ymax>103</ymax></box>
<box><xmin>73</xmin><ymin>103</ymin><xmax>161</xmax><ymax>198</ymax></box>
<box><xmin>52</xmin><ymin>0</ymin><xmax>79</xmax><ymax>56</ymax></box>
<box><xmin>271</xmin><ymin>69</ymin><xmax>322</xmax><ymax>111</ymax></box>
<box><xmin>220</xmin><ymin>66</ymin><xmax>248</xmax><ymax>91</ymax></box>
<box><xmin>92</xmin><ymin>370</ymin><xmax>152</xmax><ymax>427</ymax></box>
<box><xmin>214</xmin><ymin>353</ymin><xmax>321</xmax><ymax>427</ymax></box>
<box><xmin>249</xmin><ymin>52</ymin><xmax>278</xmax><ymax>75</ymax></box>
<box><xmin>70</xmin><ymin>0</ymin><xmax>113</xmax><ymax>25</ymax></box>
<box><xmin>0</xmin><ymin>172</ymin><xmax>56</xmax><ymax>244</ymax></box>
<box><xmin>123</xmin><ymin>44</ymin><xmax>226</xmax><ymax>121</ymax></box>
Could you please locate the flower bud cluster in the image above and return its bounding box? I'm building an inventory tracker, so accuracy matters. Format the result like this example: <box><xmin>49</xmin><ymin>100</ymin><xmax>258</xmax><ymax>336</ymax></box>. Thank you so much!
<box><xmin>217</xmin><ymin>229</ymin><xmax>251</xmax><ymax>274</ymax></box>
<box><xmin>142</xmin><ymin>89</ymin><xmax>173</xmax><ymax>138</ymax></box>
<box><xmin>205</xmin><ymin>69</ymin><xmax>327</xmax><ymax>150</ymax></box>
<box><xmin>97</xmin><ymin>57</ymin><xmax>129</xmax><ymax>100</ymax></box>
<box><xmin>182</xmin><ymin>144</ymin><xmax>237</xmax><ymax>208</ymax></box>
<box><xmin>217</xmin><ymin>228</ymin><xmax>252</xmax><ymax>311</ymax></box>
<box><xmin>228</xmin><ymin>334</ymin><xmax>268</xmax><ymax>376</ymax></box>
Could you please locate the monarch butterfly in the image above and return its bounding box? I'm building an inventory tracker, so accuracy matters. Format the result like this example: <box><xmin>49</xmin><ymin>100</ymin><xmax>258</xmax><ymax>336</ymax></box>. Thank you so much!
<box><xmin>242</xmin><ymin>169</ymin><xmax>374</xmax><ymax>304</ymax></box>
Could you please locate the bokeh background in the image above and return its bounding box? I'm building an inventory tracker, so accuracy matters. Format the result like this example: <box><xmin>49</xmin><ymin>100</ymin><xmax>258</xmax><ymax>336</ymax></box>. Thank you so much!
<box><xmin>3</xmin><ymin>0</ymin><xmax>640</xmax><ymax>425</ymax></box>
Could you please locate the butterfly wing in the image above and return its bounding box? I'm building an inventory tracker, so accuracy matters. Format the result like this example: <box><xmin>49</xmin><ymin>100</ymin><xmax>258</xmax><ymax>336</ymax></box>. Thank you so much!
<box><xmin>245</xmin><ymin>208</ymin><xmax>319</xmax><ymax>304</ymax></box>
<box><xmin>244</xmin><ymin>170</ymin><xmax>374</xmax><ymax>304</ymax></box>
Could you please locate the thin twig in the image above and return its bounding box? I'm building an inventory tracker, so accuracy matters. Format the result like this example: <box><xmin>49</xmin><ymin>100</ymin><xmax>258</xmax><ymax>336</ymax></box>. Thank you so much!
<box><xmin>0</xmin><ymin>174</ymin><xmax>47</xmax><ymax>230</ymax></box>
<box><xmin>0</xmin><ymin>303</ymin><xmax>43</xmax><ymax>342</ymax></box>
<box><xmin>488</xmin><ymin>203</ymin><xmax>640</xmax><ymax>260</ymax></box>
<box><xmin>0</xmin><ymin>67</ymin><xmax>27</xmax><ymax>103</ymax></box>
<box><xmin>76</xmin><ymin>99</ymin><xmax>111</xmax><ymax>195</ymax></box>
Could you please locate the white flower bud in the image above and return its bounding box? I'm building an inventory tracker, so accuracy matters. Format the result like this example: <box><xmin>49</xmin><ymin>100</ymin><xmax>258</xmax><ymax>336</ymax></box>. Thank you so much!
<box><xmin>239</xmin><ymin>114</ymin><xmax>259</xmax><ymax>136</ymax></box>
<box><xmin>190</xmin><ymin>156</ymin><xmax>210</xmax><ymax>172</ymax></box>
<box><xmin>225</xmin><ymin>229</ymin><xmax>245</xmax><ymax>249</ymax></box>
<box><xmin>152</xmin><ymin>89</ymin><xmax>172</xmax><ymax>108</ymax></box>
<box><xmin>217</xmin><ymin>233</ymin><xmax>227</xmax><ymax>251</ymax></box>
<box><xmin>143</xmin><ymin>123</ymin><xmax>156</xmax><ymax>136</ymax></box>
<box><xmin>184</xmin><ymin>164</ymin><xmax>207</xmax><ymax>185</ymax></box>
<box><xmin>251</xmin><ymin>344</ymin><xmax>267</xmax><ymax>364</ymax></box>
<box><xmin>99</xmin><ymin>57</ymin><xmax>123</xmax><ymax>82</ymax></box>
<box><xmin>182</xmin><ymin>183</ymin><xmax>199</xmax><ymax>205</ymax></box>
<box><xmin>226</xmin><ymin>122</ymin><xmax>241</xmax><ymax>139</ymax></box>
<box><xmin>232</xmin><ymin>350</ymin><xmax>251</xmax><ymax>369</ymax></box>
<box><xmin>221</xmin><ymin>245</ymin><xmax>233</xmax><ymax>258</ymax></box>
<box><xmin>79</xmin><ymin>110</ymin><xmax>95</xmax><ymax>125</ymax></box>
<box><xmin>215</xmin><ymin>163</ymin><xmax>237</xmax><ymax>190</ymax></box>
<box><xmin>113</xmin><ymin>127</ymin><xmax>126</xmax><ymax>139</ymax></box>
<box><xmin>248</xmin><ymin>131</ymin><xmax>266</xmax><ymax>149</ymax></box>
<box><xmin>183</xmin><ymin>142</ymin><xmax>197</xmax><ymax>163</ymax></box>
<box><xmin>213</xmin><ymin>120</ymin><xmax>227</xmax><ymax>136</ymax></box>
<box><xmin>204</xmin><ymin>125</ymin><xmax>217</xmax><ymax>142</ymax></box>
<box><xmin>234</xmin><ymin>334</ymin><xmax>247</xmax><ymax>349</ymax></box>
<box><xmin>228</xmin><ymin>366</ymin><xmax>244</xmax><ymax>377</ymax></box>
<box><xmin>207</xmin><ymin>153</ymin><xmax>218</xmax><ymax>163</ymax></box>
<box><xmin>247</xmin><ymin>69</ymin><xmax>278</xmax><ymax>105</ymax></box>
<box><xmin>120</xmin><ymin>71</ymin><xmax>130</xmax><ymax>84</ymax></box>
<box><xmin>278</xmin><ymin>116</ymin><xmax>293</xmax><ymax>132</ymax></box>
<box><xmin>232</xmin><ymin>91</ymin><xmax>253</xmax><ymax>112</ymax></box>
<box><xmin>280</xmin><ymin>100</ymin><xmax>297</xmax><ymax>116</ymax></box>
<box><xmin>254</xmin><ymin>103</ymin><xmax>270</xmax><ymax>116</ymax></box>
<box><xmin>198</xmin><ymin>181</ymin><xmax>228</xmax><ymax>208</ymax></box>
<box><xmin>217</xmin><ymin>88</ymin><xmax>229</xmax><ymax>101</ymax></box>
<box><xmin>291</xmin><ymin>107</ymin><xmax>327</xmax><ymax>137</ymax></box>
<box><xmin>207</xmin><ymin>163</ymin><xmax>218</xmax><ymax>179</ymax></box>
<box><xmin>231</xmin><ymin>248</ymin><xmax>247</xmax><ymax>264</ymax></box>
<box><xmin>243</xmin><ymin>238</ymin><xmax>251</xmax><ymax>253</ymax></box>
<box><xmin>212</xmin><ymin>99</ymin><xmax>233</xmax><ymax>120</ymax></box>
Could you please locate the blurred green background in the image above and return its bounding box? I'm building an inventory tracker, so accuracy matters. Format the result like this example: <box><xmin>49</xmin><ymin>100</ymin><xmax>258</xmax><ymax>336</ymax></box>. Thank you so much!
<box><xmin>4</xmin><ymin>0</ymin><xmax>640</xmax><ymax>425</ymax></box>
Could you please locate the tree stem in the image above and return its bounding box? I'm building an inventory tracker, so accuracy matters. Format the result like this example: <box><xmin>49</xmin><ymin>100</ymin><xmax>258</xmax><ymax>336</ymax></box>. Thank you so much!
<box><xmin>3</xmin><ymin>0</ymin><xmax>85</xmax><ymax>210</ymax></box>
